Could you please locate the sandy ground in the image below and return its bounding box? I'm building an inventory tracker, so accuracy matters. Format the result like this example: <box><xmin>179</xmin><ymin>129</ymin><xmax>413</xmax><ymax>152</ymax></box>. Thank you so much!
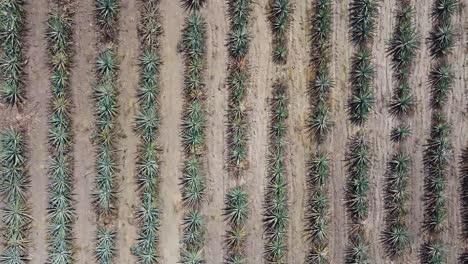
<box><xmin>158</xmin><ymin>0</ymin><xmax>184</xmax><ymax>263</ymax></box>
<box><xmin>24</xmin><ymin>0</ymin><xmax>49</xmax><ymax>262</ymax></box>
<box><xmin>70</xmin><ymin>0</ymin><xmax>97</xmax><ymax>262</ymax></box>
<box><xmin>0</xmin><ymin>0</ymin><xmax>465</xmax><ymax>263</ymax></box>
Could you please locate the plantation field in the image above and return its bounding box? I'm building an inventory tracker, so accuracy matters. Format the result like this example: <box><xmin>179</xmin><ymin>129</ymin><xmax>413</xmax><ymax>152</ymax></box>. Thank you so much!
<box><xmin>0</xmin><ymin>0</ymin><xmax>466</xmax><ymax>263</ymax></box>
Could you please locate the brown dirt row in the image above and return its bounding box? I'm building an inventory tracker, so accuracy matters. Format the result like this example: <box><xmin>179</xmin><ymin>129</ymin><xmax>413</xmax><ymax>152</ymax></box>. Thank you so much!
<box><xmin>70</xmin><ymin>0</ymin><xmax>98</xmax><ymax>262</ymax></box>
<box><xmin>24</xmin><ymin>0</ymin><xmax>49</xmax><ymax>262</ymax></box>
<box><xmin>114</xmin><ymin>0</ymin><xmax>140</xmax><ymax>262</ymax></box>
<box><xmin>200</xmin><ymin>0</ymin><xmax>230</xmax><ymax>263</ymax></box>
<box><xmin>157</xmin><ymin>0</ymin><xmax>184</xmax><ymax>262</ymax></box>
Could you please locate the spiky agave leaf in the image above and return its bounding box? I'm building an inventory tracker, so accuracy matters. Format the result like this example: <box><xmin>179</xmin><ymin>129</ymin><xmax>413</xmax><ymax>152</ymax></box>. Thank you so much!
<box><xmin>346</xmin><ymin>134</ymin><xmax>370</xmax><ymax>222</ymax></box>
<box><xmin>389</xmin><ymin>82</ymin><xmax>415</xmax><ymax>116</ymax></box>
<box><xmin>224</xmin><ymin>186</ymin><xmax>249</xmax><ymax>226</ymax></box>
<box><xmin>268</xmin><ymin>0</ymin><xmax>291</xmax><ymax>36</ymax></box>
<box><xmin>96</xmin><ymin>48</ymin><xmax>117</xmax><ymax>79</ymax></box>
<box><xmin>305</xmin><ymin>190</ymin><xmax>329</xmax><ymax>243</ymax></box>
<box><xmin>309</xmin><ymin>102</ymin><xmax>332</xmax><ymax>140</ymax></box>
<box><xmin>181</xmin><ymin>0</ymin><xmax>206</xmax><ymax>11</ymax></box>
<box><xmin>139</xmin><ymin>1</ymin><xmax>162</xmax><ymax>48</ymax></box>
<box><xmin>387</xmin><ymin>4</ymin><xmax>419</xmax><ymax>79</ymax></box>
<box><xmin>385</xmin><ymin>152</ymin><xmax>410</xmax><ymax>219</ymax></box>
<box><xmin>390</xmin><ymin>124</ymin><xmax>411</xmax><ymax>142</ymax></box>
<box><xmin>429</xmin><ymin>63</ymin><xmax>454</xmax><ymax>108</ymax></box>
<box><xmin>348</xmin><ymin>49</ymin><xmax>374</xmax><ymax>125</ymax></box>
<box><xmin>382</xmin><ymin>223</ymin><xmax>409</xmax><ymax>257</ymax></box>
<box><xmin>461</xmin><ymin>146</ymin><xmax>468</xmax><ymax>239</ymax></box>
<box><xmin>181</xmin><ymin>12</ymin><xmax>206</xmax><ymax>61</ymax></box>
<box><xmin>95</xmin><ymin>227</ymin><xmax>116</xmax><ymax>264</ymax></box>
<box><xmin>306</xmin><ymin>242</ymin><xmax>329</xmax><ymax>264</ymax></box>
<box><xmin>347</xmin><ymin>230</ymin><xmax>369</xmax><ymax>264</ymax></box>
<box><xmin>428</xmin><ymin>22</ymin><xmax>454</xmax><ymax>59</ymax></box>
<box><xmin>95</xmin><ymin>0</ymin><xmax>119</xmax><ymax>34</ymax></box>
<box><xmin>349</xmin><ymin>0</ymin><xmax>378</xmax><ymax>44</ymax></box>
<box><xmin>431</xmin><ymin>0</ymin><xmax>458</xmax><ymax>23</ymax></box>
<box><xmin>46</xmin><ymin>11</ymin><xmax>72</xmax><ymax>55</ymax></box>
<box><xmin>227</xmin><ymin>25</ymin><xmax>250</xmax><ymax>60</ymax></box>
<box><xmin>180</xmin><ymin>157</ymin><xmax>205</xmax><ymax>208</ymax></box>
<box><xmin>307</xmin><ymin>153</ymin><xmax>329</xmax><ymax>188</ymax></box>
<box><xmin>420</xmin><ymin>240</ymin><xmax>445</xmax><ymax>264</ymax></box>
<box><xmin>182</xmin><ymin>210</ymin><xmax>205</xmax><ymax>250</ymax></box>
<box><xmin>225</xmin><ymin>253</ymin><xmax>244</xmax><ymax>264</ymax></box>
<box><xmin>180</xmin><ymin>249</ymin><xmax>204</xmax><ymax>264</ymax></box>
<box><xmin>225</xmin><ymin>225</ymin><xmax>247</xmax><ymax>253</ymax></box>
<box><xmin>310</xmin><ymin>0</ymin><xmax>333</xmax><ymax>64</ymax></box>
<box><xmin>227</xmin><ymin>0</ymin><xmax>252</xmax><ymax>27</ymax></box>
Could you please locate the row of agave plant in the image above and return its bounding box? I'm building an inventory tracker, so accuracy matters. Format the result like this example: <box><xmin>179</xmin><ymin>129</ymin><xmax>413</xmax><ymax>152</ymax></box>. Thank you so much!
<box><xmin>179</xmin><ymin>1</ymin><xmax>207</xmax><ymax>263</ymax></box>
<box><xmin>226</xmin><ymin>0</ymin><xmax>251</xmax><ymax>177</ymax></box>
<box><xmin>348</xmin><ymin>0</ymin><xmax>378</xmax><ymax>125</ymax></box>
<box><xmin>0</xmin><ymin>129</ymin><xmax>32</xmax><ymax>263</ymax></box>
<box><xmin>263</xmin><ymin>82</ymin><xmax>289</xmax><ymax>263</ymax></box>
<box><xmin>382</xmin><ymin>0</ymin><xmax>420</xmax><ymax>258</ymax></box>
<box><xmin>268</xmin><ymin>0</ymin><xmax>291</xmax><ymax>64</ymax></box>
<box><xmin>129</xmin><ymin>0</ymin><xmax>163</xmax><ymax>262</ymax></box>
<box><xmin>305</xmin><ymin>0</ymin><xmax>333</xmax><ymax>263</ymax></box>
<box><xmin>460</xmin><ymin>146</ymin><xmax>468</xmax><ymax>262</ymax></box>
<box><xmin>45</xmin><ymin>5</ymin><xmax>76</xmax><ymax>263</ymax></box>
<box><xmin>344</xmin><ymin>0</ymin><xmax>377</xmax><ymax>262</ymax></box>
<box><xmin>224</xmin><ymin>0</ymin><xmax>252</xmax><ymax>263</ymax></box>
<box><xmin>93</xmin><ymin>0</ymin><xmax>120</xmax><ymax>262</ymax></box>
<box><xmin>0</xmin><ymin>0</ymin><xmax>25</xmax><ymax>106</ymax></box>
<box><xmin>421</xmin><ymin>0</ymin><xmax>458</xmax><ymax>263</ymax></box>
<box><xmin>345</xmin><ymin>134</ymin><xmax>371</xmax><ymax>263</ymax></box>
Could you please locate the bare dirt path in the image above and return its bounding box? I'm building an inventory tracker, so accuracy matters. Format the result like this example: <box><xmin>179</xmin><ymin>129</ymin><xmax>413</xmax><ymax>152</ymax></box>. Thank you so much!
<box><xmin>284</xmin><ymin>0</ymin><xmax>311</xmax><ymax>262</ymax></box>
<box><xmin>158</xmin><ymin>0</ymin><xmax>184</xmax><ymax>262</ymax></box>
<box><xmin>201</xmin><ymin>1</ymin><xmax>229</xmax><ymax>263</ymax></box>
<box><xmin>24</xmin><ymin>0</ymin><xmax>49</xmax><ymax>262</ymax></box>
<box><xmin>328</xmin><ymin>0</ymin><xmax>353</xmax><ymax>262</ymax></box>
<box><xmin>366</xmin><ymin>0</ymin><xmax>395</xmax><ymax>261</ymax></box>
<box><xmin>70</xmin><ymin>0</ymin><xmax>97</xmax><ymax>262</ymax></box>
<box><xmin>115</xmin><ymin>0</ymin><xmax>140</xmax><ymax>262</ymax></box>
<box><xmin>442</xmin><ymin>4</ymin><xmax>468</xmax><ymax>263</ymax></box>
<box><xmin>242</xmin><ymin>0</ymin><xmax>275</xmax><ymax>263</ymax></box>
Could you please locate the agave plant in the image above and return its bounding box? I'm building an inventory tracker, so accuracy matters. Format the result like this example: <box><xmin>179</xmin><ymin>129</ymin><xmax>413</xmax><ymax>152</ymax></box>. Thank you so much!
<box><xmin>310</xmin><ymin>0</ymin><xmax>332</xmax><ymax>65</ymax></box>
<box><xmin>420</xmin><ymin>240</ymin><xmax>445</xmax><ymax>264</ymax></box>
<box><xmin>428</xmin><ymin>22</ymin><xmax>454</xmax><ymax>59</ymax></box>
<box><xmin>307</xmin><ymin>153</ymin><xmax>329</xmax><ymax>188</ymax></box>
<box><xmin>349</xmin><ymin>0</ymin><xmax>378</xmax><ymax>44</ymax></box>
<box><xmin>387</xmin><ymin>4</ymin><xmax>420</xmax><ymax>80</ymax></box>
<box><xmin>389</xmin><ymin>82</ymin><xmax>415</xmax><ymax>116</ymax></box>
<box><xmin>95</xmin><ymin>227</ymin><xmax>116</xmax><ymax>264</ymax></box>
<box><xmin>431</xmin><ymin>0</ymin><xmax>458</xmax><ymax>23</ymax></box>
<box><xmin>224</xmin><ymin>186</ymin><xmax>249</xmax><ymax>226</ymax></box>
<box><xmin>182</xmin><ymin>210</ymin><xmax>205</xmax><ymax>250</ymax></box>
<box><xmin>228</xmin><ymin>25</ymin><xmax>250</xmax><ymax>60</ymax></box>
<box><xmin>95</xmin><ymin>0</ymin><xmax>120</xmax><ymax>35</ymax></box>
<box><xmin>345</xmin><ymin>133</ymin><xmax>370</xmax><ymax>222</ymax></box>
<box><xmin>390</xmin><ymin>124</ymin><xmax>411</xmax><ymax>142</ymax></box>
<box><xmin>461</xmin><ymin>147</ymin><xmax>468</xmax><ymax>239</ymax></box>
<box><xmin>181</xmin><ymin>0</ymin><xmax>206</xmax><ymax>11</ymax></box>
<box><xmin>0</xmin><ymin>128</ymin><xmax>32</xmax><ymax>263</ymax></box>
<box><xmin>348</xmin><ymin>49</ymin><xmax>375</xmax><ymax>125</ymax></box>
<box><xmin>306</xmin><ymin>243</ymin><xmax>329</xmax><ymax>264</ymax></box>
<box><xmin>423</xmin><ymin>113</ymin><xmax>451</xmax><ymax>233</ymax></box>
<box><xmin>46</xmin><ymin>5</ymin><xmax>76</xmax><ymax>263</ymax></box>
<box><xmin>268</xmin><ymin>0</ymin><xmax>291</xmax><ymax>64</ymax></box>
<box><xmin>429</xmin><ymin>63</ymin><xmax>454</xmax><ymax>108</ymax></box>
<box><xmin>347</xmin><ymin>229</ymin><xmax>369</xmax><ymax>264</ymax></box>
<box><xmin>0</xmin><ymin>0</ymin><xmax>25</xmax><ymax>106</ymax></box>
<box><xmin>263</xmin><ymin>81</ymin><xmax>289</xmax><ymax>263</ymax></box>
